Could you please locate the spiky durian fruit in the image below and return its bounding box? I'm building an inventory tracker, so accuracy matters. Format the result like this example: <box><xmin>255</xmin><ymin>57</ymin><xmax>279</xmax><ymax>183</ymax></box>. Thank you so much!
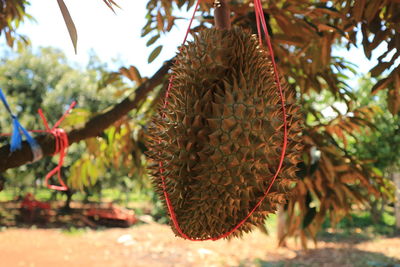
<box><xmin>146</xmin><ymin>27</ymin><xmax>303</xmax><ymax>240</ymax></box>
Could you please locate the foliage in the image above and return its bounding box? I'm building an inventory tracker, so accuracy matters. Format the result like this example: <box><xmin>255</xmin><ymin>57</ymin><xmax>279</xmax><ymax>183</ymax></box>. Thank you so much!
<box><xmin>55</xmin><ymin>0</ymin><xmax>120</xmax><ymax>53</ymax></box>
<box><xmin>143</xmin><ymin>0</ymin><xmax>400</xmax><ymax>113</ymax></box>
<box><xmin>321</xmin><ymin>209</ymin><xmax>396</xmax><ymax>238</ymax></box>
<box><xmin>0</xmin><ymin>0</ymin><xmax>120</xmax><ymax>53</ymax></box>
<box><xmin>141</xmin><ymin>0</ymin><xmax>399</xmax><ymax>246</ymax></box>
<box><xmin>0</xmin><ymin>0</ymin><xmax>32</xmax><ymax>49</ymax></box>
<box><xmin>67</xmin><ymin>61</ymin><xmax>161</xmax><ymax>194</ymax></box>
<box><xmin>352</xmin><ymin>77</ymin><xmax>400</xmax><ymax>172</ymax></box>
<box><xmin>350</xmin><ymin>77</ymin><xmax>400</xmax><ymax>225</ymax></box>
<box><xmin>0</xmin><ymin>47</ymin><xmax>151</xmax><ymax>199</ymax></box>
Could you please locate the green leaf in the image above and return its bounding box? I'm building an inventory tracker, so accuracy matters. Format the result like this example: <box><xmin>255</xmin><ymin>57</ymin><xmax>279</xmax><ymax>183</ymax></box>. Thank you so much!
<box><xmin>372</xmin><ymin>167</ymin><xmax>383</xmax><ymax>176</ymax></box>
<box><xmin>148</xmin><ymin>45</ymin><xmax>162</xmax><ymax>63</ymax></box>
<box><xmin>146</xmin><ymin>34</ymin><xmax>160</xmax><ymax>47</ymax></box>
<box><xmin>57</xmin><ymin>0</ymin><xmax>78</xmax><ymax>54</ymax></box>
<box><xmin>141</xmin><ymin>26</ymin><xmax>154</xmax><ymax>37</ymax></box>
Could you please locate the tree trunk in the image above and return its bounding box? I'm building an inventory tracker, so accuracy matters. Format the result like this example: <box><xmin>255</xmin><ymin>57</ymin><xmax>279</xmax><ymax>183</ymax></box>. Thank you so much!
<box><xmin>277</xmin><ymin>204</ymin><xmax>287</xmax><ymax>247</ymax></box>
<box><xmin>392</xmin><ymin>171</ymin><xmax>400</xmax><ymax>231</ymax></box>
<box><xmin>63</xmin><ymin>189</ymin><xmax>73</xmax><ymax>211</ymax></box>
<box><xmin>370</xmin><ymin>198</ymin><xmax>381</xmax><ymax>224</ymax></box>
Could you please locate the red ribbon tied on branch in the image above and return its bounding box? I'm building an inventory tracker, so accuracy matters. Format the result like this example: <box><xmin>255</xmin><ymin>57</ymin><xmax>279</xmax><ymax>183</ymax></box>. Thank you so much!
<box><xmin>36</xmin><ymin>102</ymin><xmax>76</xmax><ymax>191</ymax></box>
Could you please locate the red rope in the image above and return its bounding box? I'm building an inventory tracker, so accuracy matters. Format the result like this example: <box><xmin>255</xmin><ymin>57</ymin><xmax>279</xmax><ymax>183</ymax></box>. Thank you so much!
<box><xmin>35</xmin><ymin>102</ymin><xmax>76</xmax><ymax>191</ymax></box>
<box><xmin>158</xmin><ymin>0</ymin><xmax>288</xmax><ymax>241</ymax></box>
<box><xmin>1</xmin><ymin>103</ymin><xmax>76</xmax><ymax>191</ymax></box>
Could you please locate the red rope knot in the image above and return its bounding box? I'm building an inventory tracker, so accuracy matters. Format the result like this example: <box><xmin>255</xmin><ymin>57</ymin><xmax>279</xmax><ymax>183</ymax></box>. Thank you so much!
<box><xmin>37</xmin><ymin>102</ymin><xmax>76</xmax><ymax>191</ymax></box>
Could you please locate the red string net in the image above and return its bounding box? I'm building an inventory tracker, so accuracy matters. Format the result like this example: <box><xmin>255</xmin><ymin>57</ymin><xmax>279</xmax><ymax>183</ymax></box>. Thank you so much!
<box><xmin>158</xmin><ymin>0</ymin><xmax>288</xmax><ymax>241</ymax></box>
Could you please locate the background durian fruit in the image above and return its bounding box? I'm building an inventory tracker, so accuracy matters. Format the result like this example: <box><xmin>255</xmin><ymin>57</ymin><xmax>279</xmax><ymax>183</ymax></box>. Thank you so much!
<box><xmin>146</xmin><ymin>26</ymin><xmax>303</xmax><ymax>240</ymax></box>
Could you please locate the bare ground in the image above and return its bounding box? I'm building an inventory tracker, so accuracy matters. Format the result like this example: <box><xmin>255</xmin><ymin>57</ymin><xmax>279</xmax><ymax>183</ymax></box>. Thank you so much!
<box><xmin>1</xmin><ymin>223</ymin><xmax>400</xmax><ymax>267</ymax></box>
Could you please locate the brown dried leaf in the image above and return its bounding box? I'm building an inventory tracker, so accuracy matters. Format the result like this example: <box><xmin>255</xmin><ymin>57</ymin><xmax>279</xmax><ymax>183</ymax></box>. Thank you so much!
<box><xmin>388</xmin><ymin>73</ymin><xmax>400</xmax><ymax>114</ymax></box>
<box><xmin>128</xmin><ymin>66</ymin><xmax>142</xmax><ymax>84</ymax></box>
<box><xmin>157</xmin><ymin>11</ymin><xmax>164</xmax><ymax>32</ymax></box>
<box><xmin>148</xmin><ymin>45</ymin><xmax>163</xmax><ymax>63</ymax></box>
<box><xmin>57</xmin><ymin>0</ymin><xmax>78</xmax><ymax>54</ymax></box>
<box><xmin>5</xmin><ymin>30</ymin><xmax>13</xmax><ymax>47</ymax></box>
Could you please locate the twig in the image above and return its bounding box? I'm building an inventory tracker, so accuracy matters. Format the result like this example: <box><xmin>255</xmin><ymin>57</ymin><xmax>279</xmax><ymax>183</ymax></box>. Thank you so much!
<box><xmin>214</xmin><ymin>0</ymin><xmax>231</xmax><ymax>30</ymax></box>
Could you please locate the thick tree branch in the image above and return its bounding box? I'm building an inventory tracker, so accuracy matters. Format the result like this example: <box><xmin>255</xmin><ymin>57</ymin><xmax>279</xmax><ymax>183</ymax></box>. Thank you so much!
<box><xmin>0</xmin><ymin>60</ymin><xmax>173</xmax><ymax>173</ymax></box>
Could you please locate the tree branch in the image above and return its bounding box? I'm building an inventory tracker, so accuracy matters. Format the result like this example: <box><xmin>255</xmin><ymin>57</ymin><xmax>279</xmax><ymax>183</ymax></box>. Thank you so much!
<box><xmin>0</xmin><ymin>60</ymin><xmax>173</xmax><ymax>173</ymax></box>
<box><xmin>214</xmin><ymin>0</ymin><xmax>231</xmax><ymax>30</ymax></box>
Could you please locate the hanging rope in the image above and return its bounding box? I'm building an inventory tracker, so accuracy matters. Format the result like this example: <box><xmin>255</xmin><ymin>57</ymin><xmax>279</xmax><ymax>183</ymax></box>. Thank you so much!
<box><xmin>158</xmin><ymin>0</ymin><xmax>289</xmax><ymax>241</ymax></box>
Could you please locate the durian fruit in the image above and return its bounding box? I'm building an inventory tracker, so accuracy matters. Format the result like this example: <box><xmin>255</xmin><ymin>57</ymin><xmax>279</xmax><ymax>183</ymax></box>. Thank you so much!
<box><xmin>146</xmin><ymin>26</ymin><xmax>303</xmax><ymax>240</ymax></box>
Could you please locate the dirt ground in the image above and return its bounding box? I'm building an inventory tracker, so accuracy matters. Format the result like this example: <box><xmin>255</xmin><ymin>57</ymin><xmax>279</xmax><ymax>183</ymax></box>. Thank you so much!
<box><xmin>1</xmin><ymin>223</ymin><xmax>400</xmax><ymax>267</ymax></box>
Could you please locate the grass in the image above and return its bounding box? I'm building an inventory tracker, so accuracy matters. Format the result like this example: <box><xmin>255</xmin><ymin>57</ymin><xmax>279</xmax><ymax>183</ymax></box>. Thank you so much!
<box><xmin>264</xmin><ymin>213</ymin><xmax>278</xmax><ymax>234</ymax></box>
<box><xmin>0</xmin><ymin>187</ymin><xmax>152</xmax><ymax>204</ymax></box>
<box><xmin>0</xmin><ymin>190</ymin><xmax>15</xmax><ymax>201</ymax></box>
<box><xmin>0</xmin><ymin>188</ymin><xmax>53</xmax><ymax>202</ymax></box>
<box><xmin>61</xmin><ymin>226</ymin><xmax>90</xmax><ymax>236</ymax></box>
<box><xmin>335</xmin><ymin>209</ymin><xmax>395</xmax><ymax>235</ymax></box>
<box><xmin>318</xmin><ymin>208</ymin><xmax>397</xmax><ymax>242</ymax></box>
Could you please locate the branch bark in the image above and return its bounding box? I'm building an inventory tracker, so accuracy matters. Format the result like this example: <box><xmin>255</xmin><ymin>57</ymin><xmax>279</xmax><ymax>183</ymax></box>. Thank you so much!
<box><xmin>0</xmin><ymin>60</ymin><xmax>173</xmax><ymax>173</ymax></box>
<box><xmin>214</xmin><ymin>0</ymin><xmax>231</xmax><ymax>30</ymax></box>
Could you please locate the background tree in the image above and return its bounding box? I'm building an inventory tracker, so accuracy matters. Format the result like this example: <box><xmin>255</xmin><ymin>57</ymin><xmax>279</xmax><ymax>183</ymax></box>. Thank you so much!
<box><xmin>0</xmin><ymin>47</ymin><xmax>152</xmax><ymax>203</ymax></box>
<box><xmin>352</xmin><ymin>76</ymin><xmax>400</xmax><ymax>229</ymax></box>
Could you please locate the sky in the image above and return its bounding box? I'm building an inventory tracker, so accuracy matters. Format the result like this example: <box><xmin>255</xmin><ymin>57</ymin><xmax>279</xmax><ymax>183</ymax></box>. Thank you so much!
<box><xmin>0</xmin><ymin>1</ymin><xmax>393</xmax><ymax>87</ymax></box>
<box><xmin>12</xmin><ymin>0</ymin><xmax>192</xmax><ymax>77</ymax></box>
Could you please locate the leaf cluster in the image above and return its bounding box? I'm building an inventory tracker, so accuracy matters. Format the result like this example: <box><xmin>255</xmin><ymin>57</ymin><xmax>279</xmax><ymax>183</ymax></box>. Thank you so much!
<box><xmin>0</xmin><ymin>0</ymin><xmax>31</xmax><ymax>49</ymax></box>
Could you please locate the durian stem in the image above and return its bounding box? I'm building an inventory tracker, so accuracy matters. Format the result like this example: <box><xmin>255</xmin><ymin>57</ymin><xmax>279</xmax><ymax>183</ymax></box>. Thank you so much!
<box><xmin>214</xmin><ymin>0</ymin><xmax>231</xmax><ymax>30</ymax></box>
